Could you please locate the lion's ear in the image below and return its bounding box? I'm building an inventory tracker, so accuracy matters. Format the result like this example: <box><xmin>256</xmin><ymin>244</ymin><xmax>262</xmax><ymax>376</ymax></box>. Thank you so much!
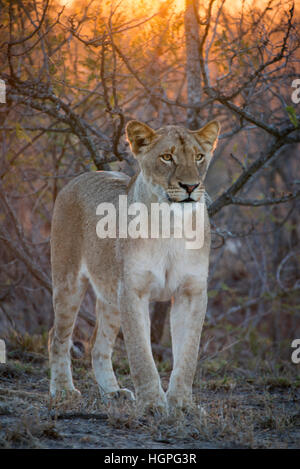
<box><xmin>126</xmin><ymin>120</ymin><xmax>157</xmax><ymax>155</ymax></box>
<box><xmin>190</xmin><ymin>120</ymin><xmax>220</xmax><ymax>150</ymax></box>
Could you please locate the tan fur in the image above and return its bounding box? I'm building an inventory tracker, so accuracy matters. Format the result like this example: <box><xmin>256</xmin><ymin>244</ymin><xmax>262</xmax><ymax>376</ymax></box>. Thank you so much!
<box><xmin>49</xmin><ymin>120</ymin><xmax>220</xmax><ymax>414</ymax></box>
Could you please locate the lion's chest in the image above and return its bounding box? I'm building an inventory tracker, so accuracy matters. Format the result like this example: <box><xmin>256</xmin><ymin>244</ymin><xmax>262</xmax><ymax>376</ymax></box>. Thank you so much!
<box><xmin>125</xmin><ymin>238</ymin><xmax>208</xmax><ymax>302</ymax></box>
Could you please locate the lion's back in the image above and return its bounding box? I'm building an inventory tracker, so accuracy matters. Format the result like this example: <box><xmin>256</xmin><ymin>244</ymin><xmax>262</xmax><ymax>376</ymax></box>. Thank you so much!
<box><xmin>57</xmin><ymin>170</ymin><xmax>130</xmax><ymax>214</ymax></box>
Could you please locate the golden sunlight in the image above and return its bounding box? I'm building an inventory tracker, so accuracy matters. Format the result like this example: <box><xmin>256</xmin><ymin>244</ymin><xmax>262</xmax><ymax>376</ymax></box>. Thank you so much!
<box><xmin>58</xmin><ymin>0</ymin><xmax>273</xmax><ymax>12</ymax></box>
<box><xmin>59</xmin><ymin>0</ymin><xmax>185</xmax><ymax>12</ymax></box>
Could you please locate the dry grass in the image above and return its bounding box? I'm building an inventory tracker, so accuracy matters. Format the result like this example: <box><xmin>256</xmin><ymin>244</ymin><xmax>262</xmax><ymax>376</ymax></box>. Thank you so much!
<box><xmin>0</xmin><ymin>329</ymin><xmax>299</xmax><ymax>449</ymax></box>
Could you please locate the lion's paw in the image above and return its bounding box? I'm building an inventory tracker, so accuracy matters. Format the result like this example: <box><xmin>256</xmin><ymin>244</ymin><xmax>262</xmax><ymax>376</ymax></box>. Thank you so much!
<box><xmin>49</xmin><ymin>387</ymin><xmax>82</xmax><ymax>406</ymax></box>
<box><xmin>137</xmin><ymin>391</ymin><xmax>168</xmax><ymax>417</ymax></box>
<box><xmin>101</xmin><ymin>387</ymin><xmax>135</xmax><ymax>404</ymax></box>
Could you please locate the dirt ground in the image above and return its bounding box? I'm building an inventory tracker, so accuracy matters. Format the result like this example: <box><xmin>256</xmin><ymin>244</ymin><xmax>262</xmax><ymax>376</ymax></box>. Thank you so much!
<box><xmin>0</xmin><ymin>335</ymin><xmax>299</xmax><ymax>449</ymax></box>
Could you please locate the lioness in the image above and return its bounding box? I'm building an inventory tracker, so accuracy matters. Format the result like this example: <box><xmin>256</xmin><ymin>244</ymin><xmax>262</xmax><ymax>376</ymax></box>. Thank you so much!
<box><xmin>49</xmin><ymin>119</ymin><xmax>220</xmax><ymax>414</ymax></box>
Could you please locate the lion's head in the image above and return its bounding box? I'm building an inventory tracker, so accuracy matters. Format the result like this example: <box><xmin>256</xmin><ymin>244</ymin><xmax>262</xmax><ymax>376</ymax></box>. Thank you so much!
<box><xmin>126</xmin><ymin>120</ymin><xmax>220</xmax><ymax>203</ymax></box>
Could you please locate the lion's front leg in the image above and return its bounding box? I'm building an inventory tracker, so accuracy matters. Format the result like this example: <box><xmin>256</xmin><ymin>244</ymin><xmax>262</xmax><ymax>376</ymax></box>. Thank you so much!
<box><xmin>167</xmin><ymin>281</ymin><xmax>207</xmax><ymax>411</ymax></box>
<box><xmin>120</xmin><ymin>290</ymin><xmax>167</xmax><ymax>415</ymax></box>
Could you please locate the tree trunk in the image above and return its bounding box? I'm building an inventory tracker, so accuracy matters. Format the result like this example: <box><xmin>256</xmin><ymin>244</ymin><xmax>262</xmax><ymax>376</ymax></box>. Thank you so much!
<box><xmin>184</xmin><ymin>0</ymin><xmax>202</xmax><ymax>130</ymax></box>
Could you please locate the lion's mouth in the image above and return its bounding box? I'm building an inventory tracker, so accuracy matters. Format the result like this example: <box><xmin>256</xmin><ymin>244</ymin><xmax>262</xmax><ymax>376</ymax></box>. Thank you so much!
<box><xmin>166</xmin><ymin>189</ymin><xmax>205</xmax><ymax>204</ymax></box>
<box><xmin>167</xmin><ymin>195</ymin><xmax>196</xmax><ymax>203</ymax></box>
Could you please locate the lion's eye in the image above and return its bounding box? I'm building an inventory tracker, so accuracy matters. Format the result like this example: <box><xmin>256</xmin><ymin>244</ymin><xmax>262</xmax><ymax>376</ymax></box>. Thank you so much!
<box><xmin>195</xmin><ymin>153</ymin><xmax>205</xmax><ymax>163</ymax></box>
<box><xmin>160</xmin><ymin>154</ymin><xmax>173</xmax><ymax>162</ymax></box>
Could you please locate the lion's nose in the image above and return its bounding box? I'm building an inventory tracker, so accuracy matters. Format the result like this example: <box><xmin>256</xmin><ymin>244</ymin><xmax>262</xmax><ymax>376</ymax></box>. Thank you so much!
<box><xmin>178</xmin><ymin>182</ymin><xmax>199</xmax><ymax>194</ymax></box>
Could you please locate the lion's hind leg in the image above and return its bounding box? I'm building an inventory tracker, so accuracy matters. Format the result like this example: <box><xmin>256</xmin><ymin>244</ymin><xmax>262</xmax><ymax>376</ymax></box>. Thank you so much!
<box><xmin>49</xmin><ymin>272</ymin><xmax>88</xmax><ymax>400</ymax></box>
